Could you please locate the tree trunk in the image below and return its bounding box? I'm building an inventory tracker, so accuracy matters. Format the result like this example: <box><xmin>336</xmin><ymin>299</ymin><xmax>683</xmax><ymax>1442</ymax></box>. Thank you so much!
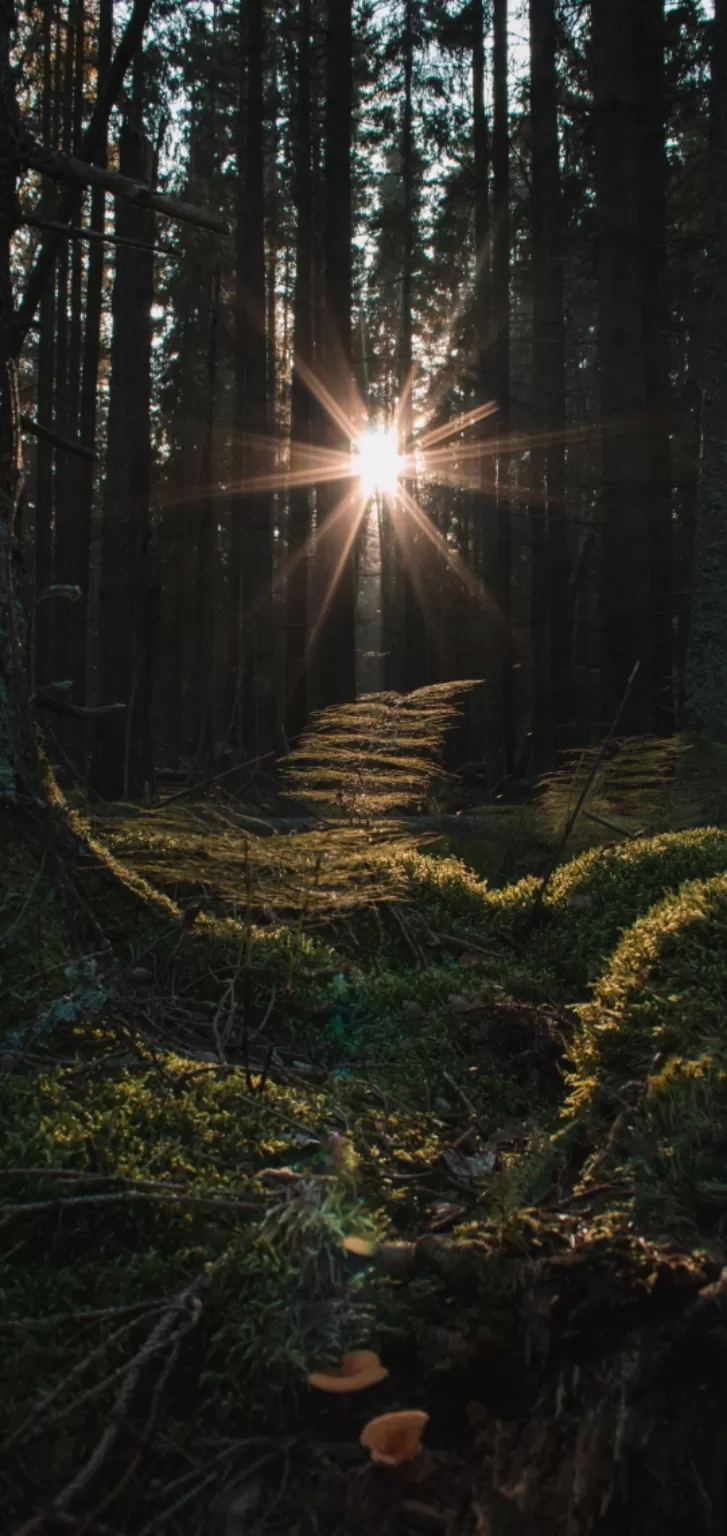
<box><xmin>592</xmin><ymin>0</ymin><xmax>651</xmax><ymax>731</ymax></box>
<box><xmin>471</xmin><ymin>0</ymin><xmax>499</xmax><ymax>769</ymax></box>
<box><xmin>0</xmin><ymin>1</ymin><xmax>32</xmax><ymax>797</ymax></box>
<box><xmin>53</xmin><ymin>0</ymin><xmax>94</xmax><ymax>760</ymax></box>
<box><xmin>94</xmin><ymin>66</ymin><xmax>155</xmax><ymax>799</ymax></box>
<box><xmin>685</xmin><ymin>0</ymin><xmax>727</xmax><ymax>738</ymax></box>
<box><xmin>399</xmin><ymin>0</ymin><xmax>427</xmax><ymax>694</ymax></box>
<box><xmin>77</xmin><ymin>0</ymin><xmax>112</xmax><ymax>743</ymax></box>
<box><xmin>51</xmin><ymin>5</ymin><xmax>74</xmax><ymax>684</ymax></box>
<box><xmin>492</xmin><ymin>0</ymin><xmax>514</xmax><ymax>774</ymax></box>
<box><xmin>193</xmin><ymin>261</ymin><xmax>220</xmax><ymax>766</ymax></box>
<box><xmin>285</xmin><ymin>0</ymin><xmax>313</xmax><ymax>741</ymax></box>
<box><xmin>529</xmin><ymin>0</ymin><xmax>570</xmax><ymax>766</ymax></box>
<box><xmin>33</xmin><ymin>0</ymin><xmax>57</xmax><ymax>693</ymax></box>
<box><xmin>228</xmin><ymin>0</ymin><xmax>276</xmax><ymax>757</ymax></box>
<box><xmin>312</xmin><ymin>0</ymin><xmax>356</xmax><ymax>708</ymax></box>
<box><xmin>636</xmin><ymin>0</ymin><xmax>673</xmax><ymax>733</ymax></box>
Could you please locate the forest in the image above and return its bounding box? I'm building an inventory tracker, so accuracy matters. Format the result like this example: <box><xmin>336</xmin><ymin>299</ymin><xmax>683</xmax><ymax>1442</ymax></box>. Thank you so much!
<box><xmin>3</xmin><ymin>0</ymin><xmax>727</xmax><ymax>1530</ymax></box>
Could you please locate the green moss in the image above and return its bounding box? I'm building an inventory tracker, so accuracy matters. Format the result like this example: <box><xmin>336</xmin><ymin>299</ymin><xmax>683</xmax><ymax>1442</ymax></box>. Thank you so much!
<box><xmin>527</xmin><ymin>828</ymin><xmax>727</xmax><ymax>994</ymax></box>
<box><xmin>567</xmin><ymin>871</ymin><xmax>727</xmax><ymax>1103</ymax></box>
<box><xmin>374</xmin><ymin>831</ymin><xmax>727</xmax><ymax>1004</ymax></box>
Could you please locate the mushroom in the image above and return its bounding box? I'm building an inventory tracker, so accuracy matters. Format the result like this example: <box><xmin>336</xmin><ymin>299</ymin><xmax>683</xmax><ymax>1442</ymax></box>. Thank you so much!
<box><xmin>307</xmin><ymin>1349</ymin><xmax>389</xmax><ymax>1393</ymax></box>
<box><xmin>360</xmin><ymin>1409</ymin><xmax>430</xmax><ymax>1466</ymax></box>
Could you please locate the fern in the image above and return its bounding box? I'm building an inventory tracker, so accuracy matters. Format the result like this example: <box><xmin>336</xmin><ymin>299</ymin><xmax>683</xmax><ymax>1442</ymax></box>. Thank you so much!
<box><xmin>91</xmin><ymin>685</ymin><xmax>481</xmax><ymax>925</ymax></box>
<box><xmin>284</xmin><ymin>680</ymin><xmax>482</xmax><ymax>818</ymax></box>
<box><xmin>538</xmin><ymin>735</ymin><xmax>686</xmax><ymax>850</ymax></box>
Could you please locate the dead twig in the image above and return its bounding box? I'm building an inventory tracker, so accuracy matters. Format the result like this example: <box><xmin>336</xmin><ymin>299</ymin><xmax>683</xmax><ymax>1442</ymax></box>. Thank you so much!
<box><xmin>442</xmin><ymin>1070</ymin><xmax>478</xmax><ymax>1119</ymax></box>
<box><xmin>388</xmin><ymin>903</ymin><xmax>426</xmax><ymax>967</ymax></box>
<box><xmin>79</xmin><ymin>1300</ymin><xmax>202</xmax><ymax>1526</ymax></box>
<box><xmin>529</xmin><ymin>660</ymin><xmax>641</xmax><ymax>923</ymax></box>
<box><xmin>431</xmin><ymin>932</ymin><xmax>500</xmax><ymax>958</ymax></box>
<box><xmin>1</xmin><ymin>1304</ymin><xmax>186</xmax><ymax>1453</ymax></box>
<box><xmin>0</xmin><ymin>1186</ymin><xmax>263</xmax><ymax>1225</ymax></box>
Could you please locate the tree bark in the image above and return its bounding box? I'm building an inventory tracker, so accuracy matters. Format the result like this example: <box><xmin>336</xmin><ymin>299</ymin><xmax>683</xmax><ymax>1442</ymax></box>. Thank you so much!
<box><xmin>33</xmin><ymin>0</ymin><xmax>57</xmax><ymax>693</ymax></box>
<box><xmin>285</xmin><ymin>0</ymin><xmax>313</xmax><ymax>741</ymax></box>
<box><xmin>228</xmin><ymin>0</ymin><xmax>276</xmax><ymax>757</ymax></box>
<box><xmin>592</xmin><ymin>0</ymin><xmax>651</xmax><ymax>731</ymax></box>
<box><xmin>685</xmin><ymin>0</ymin><xmax>727</xmax><ymax>737</ymax></box>
<box><xmin>492</xmin><ymin>0</ymin><xmax>514</xmax><ymax>774</ymax></box>
<box><xmin>78</xmin><ymin>0</ymin><xmax>112</xmax><ymax>751</ymax></box>
<box><xmin>312</xmin><ymin>0</ymin><xmax>356</xmax><ymax>708</ymax></box>
<box><xmin>94</xmin><ymin>68</ymin><xmax>155</xmax><ymax>799</ymax></box>
<box><xmin>399</xmin><ymin>0</ymin><xmax>428</xmax><ymax>695</ymax></box>
<box><xmin>529</xmin><ymin>0</ymin><xmax>570</xmax><ymax>766</ymax></box>
<box><xmin>635</xmin><ymin>0</ymin><xmax>673</xmax><ymax>733</ymax></box>
<box><xmin>0</xmin><ymin>0</ymin><xmax>32</xmax><ymax>797</ymax></box>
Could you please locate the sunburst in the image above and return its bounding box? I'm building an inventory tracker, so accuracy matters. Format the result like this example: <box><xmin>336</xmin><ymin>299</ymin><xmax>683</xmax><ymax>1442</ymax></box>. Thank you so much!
<box><xmin>168</xmin><ymin>357</ymin><xmax>534</xmax><ymax>667</ymax></box>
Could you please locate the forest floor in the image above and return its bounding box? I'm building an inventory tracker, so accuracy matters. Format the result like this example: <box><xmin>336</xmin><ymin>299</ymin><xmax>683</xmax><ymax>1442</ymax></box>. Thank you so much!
<box><xmin>4</xmin><ymin>735</ymin><xmax>727</xmax><ymax>1535</ymax></box>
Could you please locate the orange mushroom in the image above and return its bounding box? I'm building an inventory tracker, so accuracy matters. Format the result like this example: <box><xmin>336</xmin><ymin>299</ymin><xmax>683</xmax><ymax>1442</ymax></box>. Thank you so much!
<box><xmin>307</xmin><ymin>1349</ymin><xmax>389</xmax><ymax>1393</ymax></box>
<box><xmin>360</xmin><ymin>1409</ymin><xmax>430</xmax><ymax>1466</ymax></box>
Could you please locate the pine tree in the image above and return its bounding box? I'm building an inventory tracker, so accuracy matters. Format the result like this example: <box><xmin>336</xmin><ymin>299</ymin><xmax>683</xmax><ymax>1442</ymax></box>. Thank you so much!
<box><xmin>285</xmin><ymin>0</ymin><xmax>314</xmax><ymax>741</ymax></box>
<box><xmin>95</xmin><ymin>59</ymin><xmax>155</xmax><ymax>798</ymax></box>
<box><xmin>685</xmin><ymin>0</ymin><xmax>727</xmax><ymax>738</ymax></box>
<box><xmin>529</xmin><ymin>0</ymin><xmax>569</xmax><ymax>763</ymax></box>
<box><xmin>312</xmin><ymin>0</ymin><xmax>356</xmax><ymax>708</ymax></box>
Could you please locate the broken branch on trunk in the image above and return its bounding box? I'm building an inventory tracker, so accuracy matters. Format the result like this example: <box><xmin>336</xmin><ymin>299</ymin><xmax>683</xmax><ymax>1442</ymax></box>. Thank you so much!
<box><xmin>20</xmin><ymin>413</ymin><xmax>95</xmax><ymax>461</ymax></box>
<box><xmin>35</xmin><ymin>695</ymin><xmax>126</xmax><ymax>721</ymax></box>
<box><xmin>21</xmin><ymin>208</ymin><xmax>178</xmax><ymax>258</ymax></box>
<box><xmin>14</xmin><ymin>0</ymin><xmax>157</xmax><ymax>351</ymax></box>
<box><xmin>21</xmin><ymin>143</ymin><xmax>230</xmax><ymax>236</ymax></box>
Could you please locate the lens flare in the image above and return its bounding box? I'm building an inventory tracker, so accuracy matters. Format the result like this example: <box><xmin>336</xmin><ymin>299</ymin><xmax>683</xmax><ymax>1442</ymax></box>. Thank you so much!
<box><xmin>353</xmin><ymin>427</ymin><xmax>402</xmax><ymax>499</ymax></box>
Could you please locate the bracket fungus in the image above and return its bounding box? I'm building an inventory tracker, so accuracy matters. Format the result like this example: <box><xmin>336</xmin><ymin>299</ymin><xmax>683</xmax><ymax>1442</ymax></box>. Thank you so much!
<box><xmin>307</xmin><ymin>1349</ymin><xmax>389</xmax><ymax>1393</ymax></box>
<box><xmin>360</xmin><ymin>1410</ymin><xmax>430</xmax><ymax>1466</ymax></box>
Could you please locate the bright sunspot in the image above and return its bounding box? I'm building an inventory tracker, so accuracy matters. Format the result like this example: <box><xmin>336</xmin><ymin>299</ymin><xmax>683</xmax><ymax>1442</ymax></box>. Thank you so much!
<box><xmin>354</xmin><ymin>426</ymin><xmax>402</xmax><ymax>499</ymax></box>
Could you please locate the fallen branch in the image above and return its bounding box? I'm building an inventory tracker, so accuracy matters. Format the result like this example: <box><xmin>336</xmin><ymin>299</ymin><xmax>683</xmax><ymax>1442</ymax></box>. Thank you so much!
<box><xmin>0</xmin><ymin>1186</ymin><xmax>263</xmax><ymax>1224</ymax></box>
<box><xmin>1</xmin><ymin>1304</ymin><xmax>188</xmax><ymax>1454</ymax></box>
<box><xmin>50</xmin><ymin>1303</ymin><xmax>200</xmax><ymax>1516</ymax></box>
<box><xmin>431</xmin><ymin>932</ymin><xmax>500</xmax><ymax>958</ymax></box>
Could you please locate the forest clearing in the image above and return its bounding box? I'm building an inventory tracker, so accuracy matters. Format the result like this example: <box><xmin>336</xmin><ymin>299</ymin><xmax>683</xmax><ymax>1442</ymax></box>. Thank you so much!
<box><xmin>2</xmin><ymin>0</ymin><xmax>727</xmax><ymax>1531</ymax></box>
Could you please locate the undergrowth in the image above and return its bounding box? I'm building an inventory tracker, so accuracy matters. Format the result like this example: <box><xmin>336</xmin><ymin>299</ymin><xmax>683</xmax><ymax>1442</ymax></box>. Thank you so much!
<box><xmin>7</xmin><ymin>728</ymin><xmax>727</xmax><ymax>1525</ymax></box>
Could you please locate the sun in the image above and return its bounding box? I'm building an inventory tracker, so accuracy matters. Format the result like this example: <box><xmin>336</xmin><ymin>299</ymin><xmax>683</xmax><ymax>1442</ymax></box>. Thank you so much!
<box><xmin>353</xmin><ymin>426</ymin><xmax>402</xmax><ymax>499</ymax></box>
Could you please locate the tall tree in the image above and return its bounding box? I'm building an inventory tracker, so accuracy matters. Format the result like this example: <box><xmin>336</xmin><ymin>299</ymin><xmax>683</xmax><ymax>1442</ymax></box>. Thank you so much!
<box><xmin>529</xmin><ymin>0</ymin><xmax>569</xmax><ymax>764</ymax></box>
<box><xmin>685</xmin><ymin>0</ymin><xmax>727</xmax><ymax>737</ymax></box>
<box><xmin>77</xmin><ymin>0</ymin><xmax>112</xmax><ymax>729</ymax></box>
<box><xmin>33</xmin><ymin>0</ymin><xmax>57</xmax><ymax>690</ymax></box>
<box><xmin>95</xmin><ymin>60</ymin><xmax>155</xmax><ymax>798</ymax></box>
<box><xmin>285</xmin><ymin>0</ymin><xmax>313</xmax><ymax>740</ymax></box>
<box><xmin>396</xmin><ymin>0</ymin><xmax>427</xmax><ymax>693</ymax></box>
<box><xmin>636</xmin><ymin>0</ymin><xmax>673</xmax><ymax>731</ymax></box>
<box><xmin>313</xmin><ymin>0</ymin><xmax>356</xmax><ymax>707</ymax></box>
<box><xmin>592</xmin><ymin>0</ymin><xmax>651</xmax><ymax>730</ymax></box>
<box><xmin>228</xmin><ymin>0</ymin><xmax>277</xmax><ymax>756</ymax></box>
<box><xmin>492</xmin><ymin>0</ymin><xmax>514</xmax><ymax>771</ymax></box>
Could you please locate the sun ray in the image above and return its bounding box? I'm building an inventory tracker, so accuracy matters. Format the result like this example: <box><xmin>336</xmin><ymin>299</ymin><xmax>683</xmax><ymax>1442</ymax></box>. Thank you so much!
<box><xmin>293</xmin><ymin>354</ymin><xmax>363</xmax><ymax>442</ymax></box>
<box><xmin>298</xmin><ymin>486</ymin><xmax>368</xmax><ymax>677</ymax></box>
<box><xmin>414</xmin><ymin>399</ymin><xmax>499</xmax><ymax>452</ymax></box>
<box><xmin>395</xmin><ymin>482</ymin><xmax>509</xmax><ymax>632</ymax></box>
